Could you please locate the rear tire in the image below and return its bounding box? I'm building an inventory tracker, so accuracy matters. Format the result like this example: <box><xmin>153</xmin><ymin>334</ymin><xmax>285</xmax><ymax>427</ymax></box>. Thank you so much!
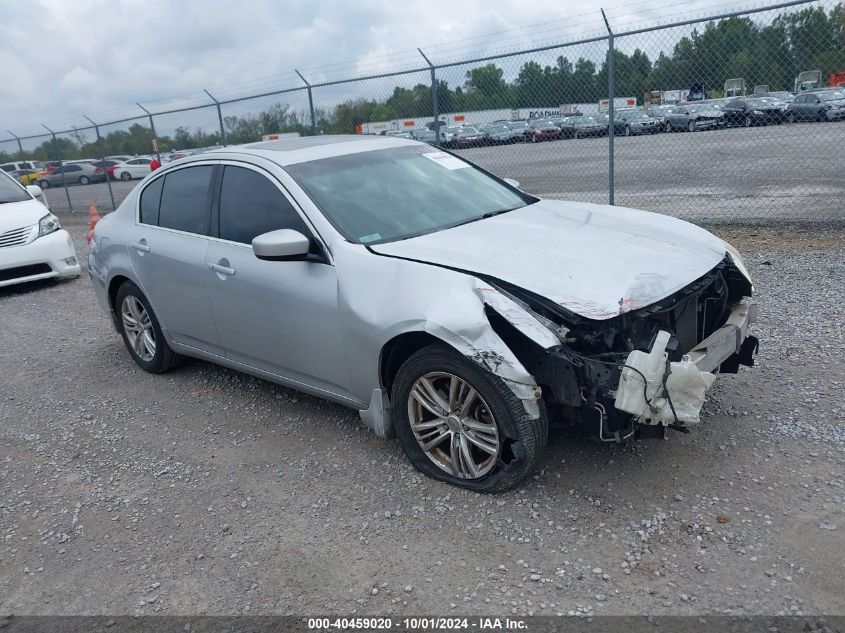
<box><xmin>79</xmin><ymin>175</ymin><xmax>90</xmax><ymax>185</ymax></box>
<box><xmin>38</xmin><ymin>179</ymin><xmax>50</xmax><ymax>189</ymax></box>
<box><xmin>624</xmin><ymin>125</ymin><xmax>632</xmax><ymax>136</ymax></box>
<box><xmin>787</xmin><ymin>112</ymin><xmax>796</xmax><ymax>123</ymax></box>
<box><xmin>391</xmin><ymin>343</ymin><xmax>547</xmax><ymax>493</ymax></box>
<box><xmin>687</xmin><ymin>120</ymin><xmax>696</xmax><ymax>132</ymax></box>
<box><xmin>115</xmin><ymin>281</ymin><xmax>182</xmax><ymax>374</ymax></box>
<box><xmin>120</xmin><ymin>171</ymin><xmax>131</xmax><ymax>181</ymax></box>
<box><xmin>744</xmin><ymin>115</ymin><xmax>753</xmax><ymax>127</ymax></box>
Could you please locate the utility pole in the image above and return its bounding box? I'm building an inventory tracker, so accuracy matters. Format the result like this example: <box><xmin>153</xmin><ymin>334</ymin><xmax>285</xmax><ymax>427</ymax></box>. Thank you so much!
<box><xmin>601</xmin><ymin>8</ymin><xmax>615</xmax><ymax>205</ymax></box>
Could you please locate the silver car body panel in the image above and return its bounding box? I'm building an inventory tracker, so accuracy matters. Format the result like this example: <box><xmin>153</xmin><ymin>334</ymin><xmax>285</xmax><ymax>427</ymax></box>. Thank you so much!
<box><xmin>89</xmin><ymin>136</ymin><xmax>754</xmax><ymax>438</ymax></box>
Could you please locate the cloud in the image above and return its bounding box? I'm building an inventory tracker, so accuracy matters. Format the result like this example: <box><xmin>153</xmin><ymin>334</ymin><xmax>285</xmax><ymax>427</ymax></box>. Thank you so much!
<box><xmin>0</xmin><ymin>0</ymin><xmax>737</xmax><ymax>139</ymax></box>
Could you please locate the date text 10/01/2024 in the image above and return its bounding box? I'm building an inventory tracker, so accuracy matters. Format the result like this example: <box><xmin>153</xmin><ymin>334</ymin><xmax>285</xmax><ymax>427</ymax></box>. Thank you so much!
<box><xmin>307</xmin><ymin>617</ymin><xmax>528</xmax><ymax>630</ymax></box>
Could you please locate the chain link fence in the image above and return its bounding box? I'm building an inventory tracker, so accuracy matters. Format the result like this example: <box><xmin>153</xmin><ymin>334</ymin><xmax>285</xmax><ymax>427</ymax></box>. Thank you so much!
<box><xmin>2</xmin><ymin>0</ymin><xmax>842</xmax><ymax>224</ymax></box>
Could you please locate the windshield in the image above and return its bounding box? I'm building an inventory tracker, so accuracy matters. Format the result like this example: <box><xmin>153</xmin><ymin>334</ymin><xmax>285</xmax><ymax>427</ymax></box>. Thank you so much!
<box><xmin>458</xmin><ymin>127</ymin><xmax>480</xmax><ymax>136</ymax></box>
<box><xmin>820</xmin><ymin>90</ymin><xmax>845</xmax><ymax>101</ymax></box>
<box><xmin>484</xmin><ymin>125</ymin><xmax>508</xmax><ymax>133</ymax></box>
<box><xmin>285</xmin><ymin>145</ymin><xmax>533</xmax><ymax>244</ymax></box>
<box><xmin>0</xmin><ymin>172</ymin><xmax>31</xmax><ymax>204</ymax></box>
<box><xmin>507</xmin><ymin>121</ymin><xmax>527</xmax><ymax>129</ymax></box>
<box><xmin>620</xmin><ymin>111</ymin><xmax>648</xmax><ymax>120</ymax></box>
<box><xmin>744</xmin><ymin>99</ymin><xmax>770</xmax><ymax>108</ymax></box>
<box><xmin>690</xmin><ymin>104</ymin><xmax>716</xmax><ymax>112</ymax></box>
<box><xmin>530</xmin><ymin>119</ymin><xmax>553</xmax><ymax>127</ymax></box>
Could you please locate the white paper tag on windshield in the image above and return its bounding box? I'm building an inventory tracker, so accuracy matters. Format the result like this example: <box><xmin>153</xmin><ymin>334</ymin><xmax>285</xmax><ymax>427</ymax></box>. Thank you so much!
<box><xmin>422</xmin><ymin>151</ymin><xmax>469</xmax><ymax>170</ymax></box>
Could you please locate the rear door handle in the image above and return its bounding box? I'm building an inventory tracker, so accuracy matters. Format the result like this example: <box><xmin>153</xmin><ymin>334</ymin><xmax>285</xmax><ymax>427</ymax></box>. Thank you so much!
<box><xmin>210</xmin><ymin>262</ymin><xmax>236</xmax><ymax>277</ymax></box>
<box><xmin>131</xmin><ymin>241</ymin><xmax>150</xmax><ymax>253</ymax></box>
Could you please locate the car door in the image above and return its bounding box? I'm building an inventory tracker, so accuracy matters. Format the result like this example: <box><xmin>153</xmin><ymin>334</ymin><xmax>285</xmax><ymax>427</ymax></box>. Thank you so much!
<box><xmin>126</xmin><ymin>164</ymin><xmax>223</xmax><ymax>355</ymax></box>
<box><xmin>127</xmin><ymin>159</ymin><xmax>150</xmax><ymax>178</ymax></box>
<box><xmin>204</xmin><ymin>163</ymin><xmax>352</xmax><ymax>400</ymax></box>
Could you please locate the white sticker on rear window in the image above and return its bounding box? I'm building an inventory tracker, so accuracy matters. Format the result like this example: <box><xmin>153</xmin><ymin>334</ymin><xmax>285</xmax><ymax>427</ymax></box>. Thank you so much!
<box><xmin>421</xmin><ymin>152</ymin><xmax>469</xmax><ymax>170</ymax></box>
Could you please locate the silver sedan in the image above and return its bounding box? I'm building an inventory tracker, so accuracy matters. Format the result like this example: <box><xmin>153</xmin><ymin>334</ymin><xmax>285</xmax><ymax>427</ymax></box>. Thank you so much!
<box><xmin>89</xmin><ymin>136</ymin><xmax>758</xmax><ymax>491</ymax></box>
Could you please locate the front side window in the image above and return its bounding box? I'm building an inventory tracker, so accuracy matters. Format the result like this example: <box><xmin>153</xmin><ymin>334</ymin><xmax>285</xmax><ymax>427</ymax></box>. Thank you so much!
<box><xmin>218</xmin><ymin>166</ymin><xmax>308</xmax><ymax>244</ymax></box>
<box><xmin>285</xmin><ymin>145</ymin><xmax>533</xmax><ymax>244</ymax></box>
<box><xmin>157</xmin><ymin>166</ymin><xmax>214</xmax><ymax>235</ymax></box>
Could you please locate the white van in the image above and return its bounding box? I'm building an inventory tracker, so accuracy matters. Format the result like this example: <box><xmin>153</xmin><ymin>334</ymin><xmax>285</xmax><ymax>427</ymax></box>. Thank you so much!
<box><xmin>0</xmin><ymin>160</ymin><xmax>44</xmax><ymax>173</ymax></box>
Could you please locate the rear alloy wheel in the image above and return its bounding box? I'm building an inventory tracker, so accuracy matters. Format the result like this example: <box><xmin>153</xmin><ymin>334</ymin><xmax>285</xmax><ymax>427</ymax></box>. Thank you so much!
<box><xmin>744</xmin><ymin>115</ymin><xmax>753</xmax><ymax>127</ymax></box>
<box><xmin>787</xmin><ymin>112</ymin><xmax>796</xmax><ymax>123</ymax></box>
<box><xmin>687</xmin><ymin>120</ymin><xmax>696</xmax><ymax>132</ymax></box>
<box><xmin>392</xmin><ymin>343</ymin><xmax>547</xmax><ymax>492</ymax></box>
<box><xmin>120</xmin><ymin>171</ymin><xmax>132</xmax><ymax>181</ymax></box>
<box><xmin>79</xmin><ymin>175</ymin><xmax>90</xmax><ymax>185</ymax></box>
<box><xmin>116</xmin><ymin>281</ymin><xmax>182</xmax><ymax>373</ymax></box>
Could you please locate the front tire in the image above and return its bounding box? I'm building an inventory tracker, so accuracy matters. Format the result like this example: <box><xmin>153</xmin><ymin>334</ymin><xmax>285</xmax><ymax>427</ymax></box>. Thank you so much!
<box><xmin>744</xmin><ymin>115</ymin><xmax>753</xmax><ymax>127</ymax></box>
<box><xmin>391</xmin><ymin>343</ymin><xmax>547</xmax><ymax>493</ymax></box>
<box><xmin>38</xmin><ymin>179</ymin><xmax>50</xmax><ymax>189</ymax></box>
<box><xmin>120</xmin><ymin>171</ymin><xmax>131</xmax><ymax>181</ymax></box>
<box><xmin>79</xmin><ymin>175</ymin><xmax>90</xmax><ymax>185</ymax></box>
<box><xmin>624</xmin><ymin>125</ymin><xmax>632</xmax><ymax>136</ymax></box>
<box><xmin>687</xmin><ymin>120</ymin><xmax>696</xmax><ymax>132</ymax></box>
<box><xmin>116</xmin><ymin>281</ymin><xmax>182</xmax><ymax>374</ymax></box>
<box><xmin>787</xmin><ymin>112</ymin><xmax>796</xmax><ymax>123</ymax></box>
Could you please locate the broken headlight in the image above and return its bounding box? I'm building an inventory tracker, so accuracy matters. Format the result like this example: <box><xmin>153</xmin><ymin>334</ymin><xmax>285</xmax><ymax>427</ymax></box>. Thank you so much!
<box><xmin>722</xmin><ymin>240</ymin><xmax>752</xmax><ymax>284</ymax></box>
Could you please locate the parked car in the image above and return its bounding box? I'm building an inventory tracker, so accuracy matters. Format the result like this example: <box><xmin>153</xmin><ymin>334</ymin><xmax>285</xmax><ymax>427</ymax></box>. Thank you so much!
<box><xmin>88</xmin><ymin>135</ymin><xmax>758</xmax><ymax>492</ymax></box>
<box><xmin>721</xmin><ymin>98</ymin><xmax>785</xmax><ymax>126</ymax></box>
<box><xmin>557</xmin><ymin>115</ymin><xmax>606</xmax><ymax>138</ymax></box>
<box><xmin>786</xmin><ymin>88</ymin><xmax>845</xmax><ymax>122</ymax></box>
<box><xmin>10</xmin><ymin>169</ymin><xmax>46</xmax><ymax>186</ymax></box>
<box><xmin>106</xmin><ymin>155</ymin><xmax>133</xmax><ymax>162</ymax></box>
<box><xmin>113</xmin><ymin>157</ymin><xmax>155</xmax><ymax>181</ymax></box>
<box><xmin>411</xmin><ymin>129</ymin><xmax>439</xmax><ymax>144</ymax></box>
<box><xmin>613</xmin><ymin>109</ymin><xmax>661</xmax><ymax>135</ymax></box>
<box><xmin>1</xmin><ymin>160</ymin><xmax>44</xmax><ymax>175</ymax></box>
<box><xmin>478</xmin><ymin>123</ymin><xmax>516</xmax><ymax>144</ymax></box>
<box><xmin>665</xmin><ymin>103</ymin><xmax>725</xmax><ymax>132</ymax></box>
<box><xmin>451</xmin><ymin>126</ymin><xmax>487</xmax><ymax>149</ymax></box>
<box><xmin>442</xmin><ymin>126</ymin><xmax>463</xmax><ymax>146</ymax></box>
<box><xmin>92</xmin><ymin>159</ymin><xmax>123</xmax><ymax>180</ymax></box>
<box><xmin>524</xmin><ymin>119</ymin><xmax>562</xmax><ymax>142</ymax></box>
<box><xmin>37</xmin><ymin>162</ymin><xmax>106</xmax><ymax>187</ymax></box>
<box><xmin>504</xmin><ymin>120</ymin><xmax>528</xmax><ymax>140</ymax></box>
<box><xmin>0</xmin><ymin>170</ymin><xmax>81</xmax><ymax>288</ymax></box>
<box><xmin>644</xmin><ymin>106</ymin><xmax>675</xmax><ymax>131</ymax></box>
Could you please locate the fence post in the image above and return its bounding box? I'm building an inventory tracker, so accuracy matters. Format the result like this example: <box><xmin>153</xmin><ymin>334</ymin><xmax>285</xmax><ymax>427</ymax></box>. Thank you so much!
<box><xmin>7</xmin><ymin>130</ymin><xmax>24</xmax><ymax>160</ymax></box>
<box><xmin>204</xmin><ymin>89</ymin><xmax>227</xmax><ymax>146</ymax></box>
<box><xmin>295</xmin><ymin>70</ymin><xmax>317</xmax><ymax>136</ymax></box>
<box><xmin>601</xmin><ymin>9</ymin><xmax>615</xmax><ymax>206</ymax></box>
<box><xmin>84</xmin><ymin>115</ymin><xmax>116</xmax><ymax>211</ymax></box>
<box><xmin>136</xmin><ymin>103</ymin><xmax>161</xmax><ymax>163</ymax></box>
<box><xmin>42</xmin><ymin>124</ymin><xmax>73</xmax><ymax>212</ymax></box>
<box><xmin>418</xmin><ymin>49</ymin><xmax>441</xmax><ymax>143</ymax></box>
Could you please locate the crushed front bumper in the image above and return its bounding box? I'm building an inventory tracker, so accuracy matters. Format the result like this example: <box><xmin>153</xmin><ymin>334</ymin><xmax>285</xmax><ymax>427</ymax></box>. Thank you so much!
<box><xmin>613</xmin><ymin>297</ymin><xmax>758</xmax><ymax>426</ymax></box>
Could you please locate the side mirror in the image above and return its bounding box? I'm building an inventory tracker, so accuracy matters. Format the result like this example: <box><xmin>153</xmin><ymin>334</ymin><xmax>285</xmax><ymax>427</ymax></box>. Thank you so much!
<box><xmin>26</xmin><ymin>185</ymin><xmax>43</xmax><ymax>199</ymax></box>
<box><xmin>503</xmin><ymin>178</ymin><xmax>521</xmax><ymax>189</ymax></box>
<box><xmin>252</xmin><ymin>229</ymin><xmax>311</xmax><ymax>261</ymax></box>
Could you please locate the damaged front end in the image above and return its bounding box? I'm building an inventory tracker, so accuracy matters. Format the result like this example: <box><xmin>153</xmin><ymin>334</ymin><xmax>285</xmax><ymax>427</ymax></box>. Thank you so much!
<box><xmin>485</xmin><ymin>256</ymin><xmax>758</xmax><ymax>441</ymax></box>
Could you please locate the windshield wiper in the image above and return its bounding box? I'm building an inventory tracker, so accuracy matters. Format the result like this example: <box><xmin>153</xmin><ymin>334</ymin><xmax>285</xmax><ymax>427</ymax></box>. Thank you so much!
<box><xmin>450</xmin><ymin>206</ymin><xmax>521</xmax><ymax>229</ymax></box>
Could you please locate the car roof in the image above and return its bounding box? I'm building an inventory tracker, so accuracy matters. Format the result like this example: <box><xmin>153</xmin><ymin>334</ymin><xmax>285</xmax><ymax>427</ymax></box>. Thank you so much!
<box><xmin>203</xmin><ymin>134</ymin><xmax>418</xmax><ymax>166</ymax></box>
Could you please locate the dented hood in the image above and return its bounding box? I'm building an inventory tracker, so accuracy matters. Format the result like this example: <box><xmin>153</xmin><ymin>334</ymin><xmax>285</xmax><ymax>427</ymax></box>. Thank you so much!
<box><xmin>369</xmin><ymin>200</ymin><xmax>727</xmax><ymax>320</ymax></box>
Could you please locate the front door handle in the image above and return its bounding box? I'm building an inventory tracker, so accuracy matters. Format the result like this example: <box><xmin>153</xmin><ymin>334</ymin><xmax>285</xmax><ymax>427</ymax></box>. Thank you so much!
<box><xmin>131</xmin><ymin>241</ymin><xmax>150</xmax><ymax>253</ymax></box>
<box><xmin>210</xmin><ymin>262</ymin><xmax>236</xmax><ymax>277</ymax></box>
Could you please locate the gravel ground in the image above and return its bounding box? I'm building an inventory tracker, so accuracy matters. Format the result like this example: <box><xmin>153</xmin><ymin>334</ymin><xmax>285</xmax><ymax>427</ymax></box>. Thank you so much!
<box><xmin>40</xmin><ymin>120</ymin><xmax>845</xmax><ymax>226</ymax></box>
<box><xmin>0</xmin><ymin>215</ymin><xmax>843</xmax><ymax>617</ymax></box>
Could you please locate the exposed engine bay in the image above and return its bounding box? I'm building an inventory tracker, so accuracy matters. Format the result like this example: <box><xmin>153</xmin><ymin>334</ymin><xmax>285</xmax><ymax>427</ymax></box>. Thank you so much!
<box><xmin>483</xmin><ymin>257</ymin><xmax>758</xmax><ymax>441</ymax></box>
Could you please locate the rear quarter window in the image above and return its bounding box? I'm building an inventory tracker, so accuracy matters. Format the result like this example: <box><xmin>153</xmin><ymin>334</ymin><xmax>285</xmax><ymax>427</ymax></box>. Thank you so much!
<box><xmin>139</xmin><ymin>177</ymin><xmax>164</xmax><ymax>226</ymax></box>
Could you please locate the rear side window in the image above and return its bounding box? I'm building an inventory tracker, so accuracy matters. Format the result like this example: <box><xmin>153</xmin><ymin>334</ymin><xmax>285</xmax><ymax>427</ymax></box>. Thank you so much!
<box><xmin>218</xmin><ymin>166</ymin><xmax>308</xmax><ymax>244</ymax></box>
<box><xmin>158</xmin><ymin>166</ymin><xmax>214</xmax><ymax>235</ymax></box>
<box><xmin>139</xmin><ymin>177</ymin><xmax>164</xmax><ymax>225</ymax></box>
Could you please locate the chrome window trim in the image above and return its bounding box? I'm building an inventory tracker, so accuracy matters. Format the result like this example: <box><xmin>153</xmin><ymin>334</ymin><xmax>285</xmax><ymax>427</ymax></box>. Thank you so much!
<box><xmin>134</xmin><ymin>158</ymin><xmax>333</xmax><ymax>265</ymax></box>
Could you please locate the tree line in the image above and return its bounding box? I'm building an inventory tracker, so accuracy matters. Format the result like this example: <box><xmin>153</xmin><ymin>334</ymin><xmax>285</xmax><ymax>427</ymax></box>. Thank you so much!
<box><xmin>3</xmin><ymin>5</ymin><xmax>842</xmax><ymax>163</ymax></box>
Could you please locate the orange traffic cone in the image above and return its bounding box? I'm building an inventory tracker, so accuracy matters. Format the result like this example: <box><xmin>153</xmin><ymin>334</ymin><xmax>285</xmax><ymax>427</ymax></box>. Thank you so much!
<box><xmin>86</xmin><ymin>201</ymin><xmax>101</xmax><ymax>245</ymax></box>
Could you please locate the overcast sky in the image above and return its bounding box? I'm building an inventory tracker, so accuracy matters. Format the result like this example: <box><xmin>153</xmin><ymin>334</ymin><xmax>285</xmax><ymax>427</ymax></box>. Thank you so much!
<box><xmin>1</xmin><ymin>0</ymin><xmax>748</xmax><ymax>138</ymax></box>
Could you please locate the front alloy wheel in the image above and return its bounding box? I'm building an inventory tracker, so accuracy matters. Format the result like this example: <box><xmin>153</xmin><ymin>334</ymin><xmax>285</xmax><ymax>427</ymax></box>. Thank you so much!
<box><xmin>688</xmin><ymin>119</ymin><xmax>696</xmax><ymax>132</ymax></box>
<box><xmin>392</xmin><ymin>343</ymin><xmax>547</xmax><ymax>492</ymax></box>
<box><xmin>408</xmin><ymin>372</ymin><xmax>500</xmax><ymax>479</ymax></box>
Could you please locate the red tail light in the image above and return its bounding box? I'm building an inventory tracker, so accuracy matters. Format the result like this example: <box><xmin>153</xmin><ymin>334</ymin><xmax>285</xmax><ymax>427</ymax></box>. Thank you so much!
<box><xmin>94</xmin><ymin>167</ymin><xmax>102</xmax><ymax>173</ymax></box>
